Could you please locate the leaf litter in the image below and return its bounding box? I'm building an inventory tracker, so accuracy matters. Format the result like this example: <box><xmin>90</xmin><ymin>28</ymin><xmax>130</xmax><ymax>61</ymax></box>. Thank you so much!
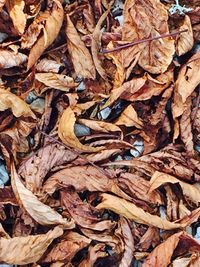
<box><xmin>0</xmin><ymin>0</ymin><xmax>199</xmax><ymax>266</ymax></box>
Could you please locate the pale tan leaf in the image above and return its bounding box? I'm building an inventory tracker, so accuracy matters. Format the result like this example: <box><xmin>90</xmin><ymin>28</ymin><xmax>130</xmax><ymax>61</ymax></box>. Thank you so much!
<box><xmin>11</xmin><ymin>163</ymin><xmax>75</xmax><ymax>228</ymax></box>
<box><xmin>176</xmin><ymin>15</ymin><xmax>194</xmax><ymax>56</ymax></box>
<box><xmin>0</xmin><ymin>49</ymin><xmax>27</xmax><ymax>69</ymax></box>
<box><xmin>97</xmin><ymin>193</ymin><xmax>182</xmax><ymax>230</ymax></box>
<box><xmin>0</xmin><ymin>226</ymin><xmax>63</xmax><ymax>265</ymax></box>
<box><xmin>35</xmin><ymin>73</ymin><xmax>78</xmax><ymax>91</ymax></box>
<box><xmin>78</xmin><ymin>118</ymin><xmax>122</xmax><ymax>134</ymax></box>
<box><xmin>115</xmin><ymin>105</ymin><xmax>143</xmax><ymax>128</ymax></box>
<box><xmin>6</xmin><ymin>0</ymin><xmax>26</xmax><ymax>34</ymax></box>
<box><xmin>27</xmin><ymin>0</ymin><xmax>64</xmax><ymax>69</ymax></box>
<box><xmin>172</xmin><ymin>52</ymin><xmax>200</xmax><ymax>119</ymax></box>
<box><xmin>0</xmin><ymin>0</ymin><xmax>6</xmax><ymax>11</ymax></box>
<box><xmin>0</xmin><ymin>88</ymin><xmax>35</xmax><ymax>118</ymax></box>
<box><xmin>66</xmin><ymin>15</ymin><xmax>96</xmax><ymax>79</ymax></box>
<box><xmin>58</xmin><ymin>107</ymin><xmax>104</xmax><ymax>152</ymax></box>
<box><xmin>149</xmin><ymin>171</ymin><xmax>200</xmax><ymax>205</ymax></box>
<box><xmin>36</xmin><ymin>59</ymin><xmax>63</xmax><ymax>73</ymax></box>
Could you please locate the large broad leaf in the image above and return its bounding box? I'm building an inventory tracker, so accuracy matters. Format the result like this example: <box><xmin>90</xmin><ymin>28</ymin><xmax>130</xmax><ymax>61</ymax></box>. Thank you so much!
<box><xmin>0</xmin><ymin>226</ymin><xmax>63</xmax><ymax>265</ymax></box>
<box><xmin>11</xmin><ymin>163</ymin><xmax>75</xmax><ymax>228</ymax></box>
<box><xmin>0</xmin><ymin>49</ymin><xmax>27</xmax><ymax>69</ymax></box>
<box><xmin>122</xmin><ymin>0</ymin><xmax>175</xmax><ymax>74</ymax></box>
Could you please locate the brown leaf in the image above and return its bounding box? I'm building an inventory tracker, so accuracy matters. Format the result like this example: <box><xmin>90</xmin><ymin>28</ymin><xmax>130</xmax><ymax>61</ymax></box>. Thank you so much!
<box><xmin>66</xmin><ymin>15</ymin><xmax>96</xmax><ymax>79</ymax></box>
<box><xmin>58</xmin><ymin>107</ymin><xmax>104</xmax><ymax>152</ymax></box>
<box><xmin>6</xmin><ymin>0</ymin><xmax>26</xmax><ymax>34</ymax></box>
<box><xmin>61</xmin><ymin>189</ymin><xmax>115</xmax><ymax>231</ymax></box>
<box><xmin>0</xmin><ymin>49</ymin><xmax>27</xmax><ymax>69</ymax></box>
<box><xmin>122</xmin><ymin>0</ymin><xmax>175</xmax><ymax>74</ymax></box>
<box><xmin>27</xmin><ymin>0</ymin><xmax>64</xmax><ymax>69</ymax></box>
<box><xmin>172</xmin><ymin>52</ymin><xmax>200</xmax><ymax>119</ymax></box>
<box><xmin>11</xmin><ymin>163</ymin><xmax>75</xmax><ymax>228</ymax></box>
<box><xmin>97</xmin><ymin>193</ymin><xmax>182</xmax><ymax>230</ymax></box>
<box><xmin>176</xmin><ymin>15</ymin><xmax>194</xmax><ymax>56</ymax></box>
<box><xmin>0</xmin><ymin>226</ymin><xmax>63</xmax><ymax>265</ymax></box>
<box><xmin>18</xmin><ymin>143</ymin><xmax>77</xmax><ymax>193</ymax></box>
<box><xmin>149</xmin><ymin>171</ymin><xmax>200</xmax><ymax>205</ymax></box>
<box><xmin>35</xmin><ymin>73</ymin><xmax>78</xmax><ymax>91</ymax></box>
<box><xmin>115</xmin><ymin>105</ymin><xmax>143</xmax><ymax>128</ymax></box>
<box><xmin>36</xmin><ymin>59</ymin><xmax>63</xmax><ymax>73</ymax></box>
<box><xmin>43</xmin><ymin>231</ymin><xmax>91</xmax><ymax>263</ymax></box>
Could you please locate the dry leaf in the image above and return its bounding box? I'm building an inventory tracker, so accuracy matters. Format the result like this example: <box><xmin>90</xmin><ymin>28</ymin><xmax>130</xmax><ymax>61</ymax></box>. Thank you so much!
<box><xmin>122</xmin><ymin>0</ymin><xmax>175</xmax><ymax>74</ymax></box>
<box><xmin>35</xmin><ymin>73</ymin><xmax>78</xmax><ymax>91</ymax></box>
<box><xmin>115</xmin><ymin>105</ymin><xmax>143</xmax><ymax>128</ymax></box>
<box><xmin>36</xmin><ymin>59</ymin><xmax>63</xmax><ymax>73</ymax></box>
<box><xmin>176</xmin><ymin>15</ymin><xmax>194</xmax><ymax>56</ymax></box>
<box><xmin>27</xmin><ymin>0</ymin><xmax>64</xmax><ymax>69</ymax></box>
<box><xmin>149</xmin><ymin>171</ymin><xmax>200</xmax><ymax>205</ymax></box>
<box><xmin>0</xmin><ymin>226</ymin><xmax>63</xmax><ymax>265</ymax></box>
<box><xmin>0</xmin><ymin>49</ymin><xmax>27</xmax><ymax>69</ymax></box>
<box><xmin>66</xmin><ymin>15</ymin><xmax>96</xmax><ymax>79</ymax></box>
<box><xmin>6</xmin><ymin>0</ymin><xmax>26</xmax><ymax>34</ymax></box>
<box><xmin>43</xmin><ymin>232</ymin><xmax>91</xmax><ymax>263</ymax></box>
<box><xmin>97</xmin><ymin>193</ymin><xmax>182</xmax><ymax>230</ymax></box>
<box><xmin>58</xmin><ymin>107</ymin><xmax>104</xmax><ymax>152</ymax></box>
<box><xmin>11</xmin><ymin>163</ymin><xmax>75</xmax><ymax>228</ymax></box>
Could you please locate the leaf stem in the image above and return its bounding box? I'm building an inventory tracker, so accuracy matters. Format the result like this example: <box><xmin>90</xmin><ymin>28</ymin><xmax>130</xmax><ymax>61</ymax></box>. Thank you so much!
<box><xmin>101</xmin><ymin>29</ymin><xmax>188</xmax><ymax>54</ymax></box>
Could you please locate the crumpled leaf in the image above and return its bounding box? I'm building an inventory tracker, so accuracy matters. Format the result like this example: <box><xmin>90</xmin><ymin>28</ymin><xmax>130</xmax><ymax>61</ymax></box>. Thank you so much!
<box><xmin>176</xmin><ymin>15</ymin><xmax>194</xmax><ymax>56</ymax></box>
<box><xmin>142</xmin><ymin>232</ymin><xmax>200</xmax><ymax>267</ymax></box>
<box><xmin>6</xmin><ymin>0</ymin><xmax>26</xmax><ymax>35</ymax></box>
<box><xmin>58</xmin><ymin>107</ymin><xmax>104</xmax><ymax>152</ymax></box>
<box><xmin>172</xmin><ymin>52</ymin><xmax>200</xmax><ymax>119</ymax></box>
<box><xmin>149</xmin><ymin>171</ymin><xmax>200</xmax><ymax>205</ymax></box>
<box><xmin>18</xmin><ymin>143</ymin><xmax>77</xmax><ymax>193</ymax></box>
<box><xmin>11</xmin><ymin>163</ymin><xmax>75</xmax><ymax>228</ymax></box>
<box><xmin>122</xmin><ymin>0</ymin><xmax>175</xmax><ymax>74</ymax></box>
<box><xmin>36</xmin><ymin>59</ymin><xmax>63</xmax><ymax>73</ymax></box>
<box><xmin>97</xmin><ymin>193</ymin><xmax>182</xmax><ymax>230</ymax></box>
<box><xmin>78</xmin><ymin>244</ymin><xmax>107</xmax><ymax>267</ymax></box>
<box><xmin>61</xmin><ymin>189</ymin><xmax>116</xmax><ymax>231</ymax></box>
<box><xmin>0</xmin><ymin>49</ymin><xmax>27</xmax><ymax>69</ymax></box>
<box><xmin>66</xmin><ymin>15</ymin><xmax>96</xmax><ymax>79</ymax></box>
<box><xmin>27</xmin><ymin>0</ymin><xmax>64</xmax><ymax>69</ymax></box>
<box><xmin>35</xmin><ymin>73</ymin><xmax>78</xmax><ymax>91</ymax></box>
<box><xmin>43</xmin><ymin>232</ymin><xmax>91</xmax><ymax>263</ymax></box>
<box><xmin>0</xmin><ymin>226</ymin><xmax>63</xmax><ymax>265</ymax></box>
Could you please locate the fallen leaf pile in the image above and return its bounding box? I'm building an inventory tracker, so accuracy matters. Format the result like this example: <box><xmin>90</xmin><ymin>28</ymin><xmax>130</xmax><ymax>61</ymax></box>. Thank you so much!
<box><xmin>0</xmin><ymin>0</ymin><xmax>200</xmax><ymax>266</ymax></box>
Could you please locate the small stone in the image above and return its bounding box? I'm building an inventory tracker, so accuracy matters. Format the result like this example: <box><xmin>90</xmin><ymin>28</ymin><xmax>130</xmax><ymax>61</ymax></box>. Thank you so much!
<box><xmin>74</xmin><ymin>123</ymin><xmax>91</xmax><ymax>137</ymax></box>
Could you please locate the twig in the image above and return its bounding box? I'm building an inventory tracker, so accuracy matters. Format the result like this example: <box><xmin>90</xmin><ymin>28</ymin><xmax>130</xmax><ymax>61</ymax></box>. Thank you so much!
<box><xmin>101</xmin><ymin>29</ymin><xmax>188</xmax><ymax>54</ymax></box>
<box><xmin>40</xmin><ymin>130</ymin><xmax>113</xmax><ymax>178</ymax></box>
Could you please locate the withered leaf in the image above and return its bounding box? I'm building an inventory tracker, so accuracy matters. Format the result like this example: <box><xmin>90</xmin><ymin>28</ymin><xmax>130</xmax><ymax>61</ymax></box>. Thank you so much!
<box><xmin>66</xmin><ymin>15</ymin><xmax>96</xmax><ymax>79</ymax></box>
<box><xmin>11</xmin><ymin>163</ymin><xmax>75</xmax><ymax>228</ymax></box>
<box><xmin>149</xmin><ymin>171</ymin><xmax>200</xmax><ymax>205</ymax></box>
<box><xmin>0</xmin><ymin>49</ymin><xmax>27</xmax><ymax>69</ymax></box>
<box><xmin>43</xmin><ymin>231</ymin><xmax>91</xmax><ymax>263</ymax></box>
<box><xmin>97</xmin><ymin>193</ymin><xmax>182</xmax><ymax>230</ymax></box>
<box><xmin>6</xmin><ymin>0</ymin><xmax>26</xmax><ymax>35</ymax></box>
<box><xmin>58</xmin><ymin>107</ymin><xmax>104</xmax><ymax>152</ymax></box>
<box><xmin>35</xmin><ymin>73</ymin><xmax>78</xmax><ymax>91</ymax></box>
<box><xmin>0</xmin><ymin>226</ymin><xmax>63</xmax><ymax>265</ymax></box>
<box><xmin>27</xmin><ymin>0</ymin><xmax>64</xmax><ymax>69</ymax></box>
<box><xmin>18</xmin><ymin>143</ymin><xmax>77</xmax><ymax>193</ymax></box>
<box><xmin>122</xmin><ymin>0</ymin><xmax>175</xmax><ymax>74</ymax></box>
